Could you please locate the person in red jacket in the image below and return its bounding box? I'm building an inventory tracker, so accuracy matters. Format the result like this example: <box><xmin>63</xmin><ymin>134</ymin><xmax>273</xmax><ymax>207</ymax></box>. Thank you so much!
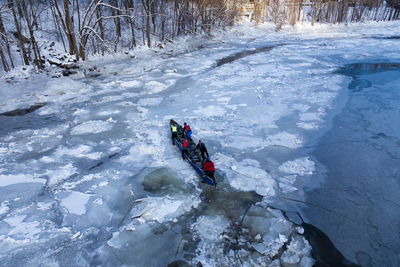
<box><xmin>182</xmin><ymin>138</ymin><xmax>189</xmax><ymax>159</ymax></box>
<box><xmin>182</xmin><ymin>122</ymin><xmax>192</xmax><ymax>140</ymax></box>
<box><xmin>203</xmin><ymin>158</ymin><xmax>216</xmax><ymax>182</ymax></box>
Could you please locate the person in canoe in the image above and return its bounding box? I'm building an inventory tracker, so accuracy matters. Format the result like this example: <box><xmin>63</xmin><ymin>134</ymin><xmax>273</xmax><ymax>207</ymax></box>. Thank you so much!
<box><xmin>182</xmin><ymin>122</ymin><xmax>192</xmax><ymax>140</ymax></box>
<box><xmin>182</xmin><ymin>138</ymin><xmax>190</xmax><ymax>159</ymax></box>
<box><xmin>171</xmin><ymin>124</ymin><xmax>178</xmax><ymax>145</ymax></box>
<box><xmin>203</xmin><ymin>158</ymin><xmax>216</xmax><ymax>182</ymax></box>
<box><xmin>195</xmin><ymin>140</ymin><xmax>209</xmax><ymax>161</ymax></box>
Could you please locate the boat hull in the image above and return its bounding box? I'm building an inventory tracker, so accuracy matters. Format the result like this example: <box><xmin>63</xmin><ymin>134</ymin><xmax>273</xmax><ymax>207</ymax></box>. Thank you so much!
<box><xmin>170</xmin><ymin>119</ymin><xmax>217</xmax><ymax>186</ymax></box>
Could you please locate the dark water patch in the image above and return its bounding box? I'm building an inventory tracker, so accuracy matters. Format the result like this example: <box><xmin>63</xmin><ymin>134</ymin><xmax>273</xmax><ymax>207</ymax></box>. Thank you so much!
<box><xmin>268</xmin><ymin>204</ymin><xmax>360</xmax><ymax>266</ymax></box>
<box><xmin>200</xmin><ymin>188</ymin><xmax>263</xmax><ymax>220</ymax></box>
<box><xmin>172</xmin><ymin>189</ymin><xmax>263</xmax><ymax>266</ymax></box>
<box><xmin>216</xmin><ymin>46</ymin><xmax>277</xmax><ymax>67</ymax></box>
<box><xmin>0</xmin><ymin>103</ymin><xmax>46</xmax><ymax>116</ymax></box>
<box><xmin>348</xmin><ymin>78</ymin><xmax>372</xmax><ymax>91</ymax></box>
<box><xmin>0</xmin><ymin>113</ymin><xmax>63</xmax><ymax>140</ymax></box>
<box><xmin>142</xmin><ymin>167</ymin><xmax>186</xmax><ymax>194</ymax></box>
<box><xmin>85</xmin><ymin>153</ymin><xmax>121</xmax><ymax>172</ymax></box>
<box><xmin>87</xmin><ymin>153</ymin><xmax>122</xmax><ymax>171</ymax></box>
<box><xmin>370</xmin><ymin>36</ymin><xmax>400</xmax><ymax>40</ymax></box>
<box><xmin>336</xmin><ymin>63</ymin><xmax>400</xmax><ymax>92</ymax></box>
<box><xmin>370</xmin><ymin>132</ymin><xmax>387</xmax><ymax>139</ymax></box>
<box><xmin>337</xmin><ymin>63</ymin><xmax>400</xmax><ymax>78</ymax></box>
<box><xmin>108</xmin><ymin>152</ymin><xmax>119</xmax><ymax>159</ymax></box>
<box><xmin>302</xmin><ymin>223</ymin><xmax>361</xmax><ymax>267</ymax></box>
<box><xmin>88</xmin><ymin>161</ymin><xmax>104</xmax><ymax>170</ymax></box>
<box><xmin>167</xmin><ymin>260</ymin><xmax>191</xmax><ymax>267</ymax></box>
<box><xmin>151</xmin><ymin>222</ymin><xmax>169</xmax><ymax>235</ymax></box>
<box><xmin>3</xmin><ymin>114</ymin><xmax>54</xmax><ymax>129</ymax></box>
<box><xmin>163</xmin><ymin>185</ymin><xmax>263</xmax><ymax>264</ymax></box>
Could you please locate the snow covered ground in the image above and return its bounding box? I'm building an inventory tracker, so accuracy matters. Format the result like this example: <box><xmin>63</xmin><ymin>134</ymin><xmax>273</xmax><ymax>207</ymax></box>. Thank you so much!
<box><xmin>1</xmin><ymin>21</ymin><xmax>400</xmax><ymax>266</ymax></box>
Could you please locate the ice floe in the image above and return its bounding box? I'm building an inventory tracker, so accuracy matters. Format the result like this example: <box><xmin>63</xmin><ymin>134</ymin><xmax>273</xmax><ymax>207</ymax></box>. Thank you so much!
<box><xmin>44</xmin><ymin>163</ymin><xmax>77</xmax><ymax>186</ymax></box>
<box><xmin>60</xmin><ymin>191</ymin><xmax>91</xmax><ymax>215</ymax></box>
<box><xmin>279</xmin><ymin>157</ymin><xmax>316</xmax><ymax>176</ymax></box>
<box><xmin>70</xmin><ymin>120</ymin><xmax>114</xmax><ymax>135</ymax></box>
<box><xmin>0</xmin><ymin>174</ymin><xmax>46</xmax><ymax>187</ymax></box>
<box><xmin>214</xmin><ymin>153</ymin><xmax>276</xmax><ymax>197</ymax></box>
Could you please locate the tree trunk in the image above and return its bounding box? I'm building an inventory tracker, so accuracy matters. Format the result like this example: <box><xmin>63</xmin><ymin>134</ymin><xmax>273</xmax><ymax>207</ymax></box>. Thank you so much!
<box><xmin>142</xmin><ymin>0</ymin><xmax>151</xmax><ymax>47</ymax></box>
<box><xmin>50</xmin><ymin>3</ymin><xmax>67</xmax><ymax>53</ymax></box>
<box><xmin>63</xmin><ymin>0</ymin><xmax>79</xmax><ymax>59</ymax></box>
<box><xmin>8</xmin><ymin>0</ymin><xmax>30</xmax><ymax>65</ymax></box>
<box><xmin>151</xmin><ymin>0</ymin><xmax>157</xmax><ymax>33</ymax></box>
<box><xmin>22</xmin><ymin>0</ymin><xmax>44</xmax><ymax>69</ymax></box>
<box><xmin>0</xmin><ymin>49</ymin><xmax>9</xmax><ymax>72</ymax></box>
<box><xmin>0</xmin><ymin>10</ymin><xmax>14</xmax><ymax>69</ymax></box>
<box><xmin>123</xmin><ymin>0</ymin><xmax>136</xmax><ymax>48</ymax></box>
<box><xmin>96</xmin><ymin>4</ymin><xmax>105</xmax><ymax>55</ymax></box>
<box><xmin>110</xmin><ymin>0</ymin><xmax>121</xmax><ymax>40</ymax></box>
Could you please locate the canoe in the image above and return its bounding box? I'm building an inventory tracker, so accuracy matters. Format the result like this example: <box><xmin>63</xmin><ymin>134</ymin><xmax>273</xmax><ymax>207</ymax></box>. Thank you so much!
<box><xmin>170</xmin><ymin>119</ymin><xmax>217</xmax><ymax>186</ymax></box>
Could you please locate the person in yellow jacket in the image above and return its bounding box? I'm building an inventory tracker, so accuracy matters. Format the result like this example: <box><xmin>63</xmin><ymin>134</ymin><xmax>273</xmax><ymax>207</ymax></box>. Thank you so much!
<box><xmin>171</xmin><ymin>125</ymin><xmax>178</xmax><ymax>145</ymax></box>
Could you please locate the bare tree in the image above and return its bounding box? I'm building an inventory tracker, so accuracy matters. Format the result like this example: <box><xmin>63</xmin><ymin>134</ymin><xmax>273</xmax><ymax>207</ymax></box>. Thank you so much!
<box><xmin>124</xmin><ymin>0</ymin><xmax>137</xmax><ymax>48</ymax></box>
<box><xmin>141</xmin><ymin>0</ymin><xmax>152</xmax><ymax>47</ymax></box>
<box><xmin>95</xmin><ymin>2</ymin><xmax>105</xmax><ymax>55</ymax></box>
<box><xmin>8</xmin><ymin>0</ymin><xmax>30</xmax><ymax>65</ymax></box>
<box><xmin>0</xmin><ymin>5</ymin><xmax>14</xmax><ymax>71</ymax></box>
<box><xmin>52</xmin><ymin>0</ymin><xmax>79</xmax><ymax>59</ymax></box>
<box><xmin>269</xmin><ymin>0</ymin><xmax>286</xmax><ymax>30</ymax></box>
<box><xmin>20</xmin><ymin>0</ymin><xmax>44</xmax><ymax>69</ymax></box>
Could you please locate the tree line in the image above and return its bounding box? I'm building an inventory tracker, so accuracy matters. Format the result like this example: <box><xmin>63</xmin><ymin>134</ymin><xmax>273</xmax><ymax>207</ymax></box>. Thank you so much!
<box><xmin>0</xmin><ymin>0</ymin><xmax>239</xmax><ymax>72</ymax></box>
<box><xmin>252</xmin><ymin>0</ymin><xmax>400</xmax><ymax>29</ymax></box>
<box><xmin>0</xmin><ymin>0</ymin><xmax>399</xmax><ymax>72</ymax></box>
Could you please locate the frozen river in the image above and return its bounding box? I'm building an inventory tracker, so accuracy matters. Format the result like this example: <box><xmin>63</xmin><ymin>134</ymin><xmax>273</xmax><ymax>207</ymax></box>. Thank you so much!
<box><xmin>301</xmin><ymin>63</ymin><xmax>400</xmax><ymax>267</ymax></box>
<box><xmin>1</xmin><ymin>22</ymin><xmax>400</xmax><ymax>266</ymax></box>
